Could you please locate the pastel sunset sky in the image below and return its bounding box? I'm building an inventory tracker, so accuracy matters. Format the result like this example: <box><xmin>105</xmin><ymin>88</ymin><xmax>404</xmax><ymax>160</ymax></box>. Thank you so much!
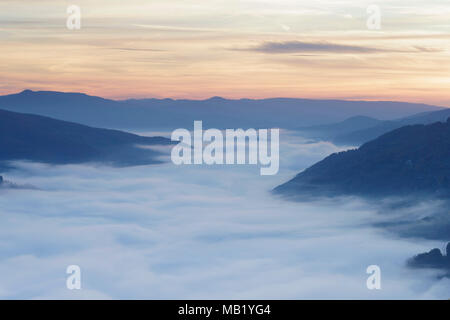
<box><xmin>1</xmin><ymin>0</ymin><xmax>449</xmax><ymax>105</ymax></box>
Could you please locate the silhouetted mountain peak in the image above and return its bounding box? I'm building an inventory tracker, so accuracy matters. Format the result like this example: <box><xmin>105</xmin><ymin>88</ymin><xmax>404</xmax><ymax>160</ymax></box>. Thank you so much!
<box><xmin>331</xmin><ymin>110</ymin><xmax>450</xmax><ymax>146</ymax></box>
<box><xmin>408</xmin><ymin>242</ymin><xmax>450</xmax><ymax>271</ymax></box>
<box><xmin>0</xmin><ymin>108</ymin><xmax>173</xmax><ymax>169</ymax></box>
<box><xmin>275</xmin><ymin>120</ymin><xmax>450</xmax><ymax>199</ymax></box>
<box><xmin>342</xmin><ymin>115</ymin><xmax>379</xmax><ymax>122</ymax></box>
<box><xmin>207</xmin><ymin>96</ymin><xmax>228</xmax><ymax>102</ymax></box>
<box><xmin>13</xmin><ymin>89</ymin><xmax>108</xmax><ymax>102</ymax></box>
<box><xmin>0</xmin><ymin>90</ymin><xmax>443</xmax><ymax>131</ymax></box>
<box><xmin>295</xmin><ymin>115</ymin><xmax>383</xmax><ymax>142</ymax></box>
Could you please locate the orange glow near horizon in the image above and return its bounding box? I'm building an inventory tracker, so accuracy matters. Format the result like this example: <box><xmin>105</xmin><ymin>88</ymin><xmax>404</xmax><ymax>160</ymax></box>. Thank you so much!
<box><xmin>1</xmin><ymin>0</ymin><xmax>450</xmax><ymax>106</ymax></box>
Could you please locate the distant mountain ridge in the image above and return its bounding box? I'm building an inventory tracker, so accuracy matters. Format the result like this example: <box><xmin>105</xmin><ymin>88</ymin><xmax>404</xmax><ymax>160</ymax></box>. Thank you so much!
<box><xmin>275</xmin><ymin>119</ymin><xmax>450</xmax><ymax>199</ymax></box>
<box><xmin>0</xmin><ymin>90</ymin><xmax>442</xmax><ymax>130</ymax></box>
<box><xmin>297</xmin><ymin>109</ymin><xmax>450</xmax><ymax>146</ymax></box>
<box><xmin>0</xmin><ymin>108</ymin><xmax>173</xmax><ymax>171</ymax></box>
<box><xmin>295</xmin><ymin>116</ymin><xmax>384</xmax><ymax>141</ymax></box>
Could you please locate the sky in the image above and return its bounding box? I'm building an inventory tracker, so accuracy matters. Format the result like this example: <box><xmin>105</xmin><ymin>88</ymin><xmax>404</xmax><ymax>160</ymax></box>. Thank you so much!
<box><xmin>0</xmin><ymin>132</ymin><xmax>448</xmax><ymax>299</ymax></box>
<box><xmin>0</xmin><ymin>0</ymin><xmax>450</xmax><ymax>105</ymax></box>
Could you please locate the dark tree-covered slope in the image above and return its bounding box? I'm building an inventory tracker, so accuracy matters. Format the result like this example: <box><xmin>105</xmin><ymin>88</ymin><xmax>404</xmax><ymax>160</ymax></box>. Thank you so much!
<box><xmin>0</xmin><ymin>109</ymin><xmax>173</xmax><ymax>168</ymax></box>
<box><xmin>275</xmin><ymin>119</ymin><xmax>450</xmax><ymax>199</ymax></box>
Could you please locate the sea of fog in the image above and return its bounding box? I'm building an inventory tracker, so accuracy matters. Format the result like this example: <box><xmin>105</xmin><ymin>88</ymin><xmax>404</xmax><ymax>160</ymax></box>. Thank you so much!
<box><xmin>0</xmin><ymin>131</ymin><xmax>448</xmax><ymax>299</ymax></box>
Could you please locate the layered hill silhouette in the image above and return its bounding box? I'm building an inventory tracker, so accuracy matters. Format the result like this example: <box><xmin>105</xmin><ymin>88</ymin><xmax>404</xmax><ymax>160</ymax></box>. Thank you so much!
<box><xmin>408</xmin><ymin>243</ymin><xmax>450</xmax><ymax>271</ymax></box>
<box><xmin>0</xmin><ymin>90</ymin><xmax>442</xmax><ymax>130</ymax></box>
<box><xmin>295</xmin><ymin>116</ymin><xmax>384</xmax><ymax>141</ymax></box>
<box><xmin>297</xmin><ymin>108</ymin><xmax>450</xmax><ymax>146</ymax></box>
<box><xmin>0</xmin><ymin>109</ymin><xmax>173</xmax><ymax>170</ymax></box>
<box><xmin>275</xmin><ymin>119</ymin><xmax>450</xmax><ymax>199</ymax></box>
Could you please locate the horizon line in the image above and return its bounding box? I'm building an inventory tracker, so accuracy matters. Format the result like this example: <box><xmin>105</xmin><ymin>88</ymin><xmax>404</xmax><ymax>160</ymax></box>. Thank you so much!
<box><xmin>2</xmin><ymin>89</ymin><xmax>447</xmax><ymax>108</ymax></box>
